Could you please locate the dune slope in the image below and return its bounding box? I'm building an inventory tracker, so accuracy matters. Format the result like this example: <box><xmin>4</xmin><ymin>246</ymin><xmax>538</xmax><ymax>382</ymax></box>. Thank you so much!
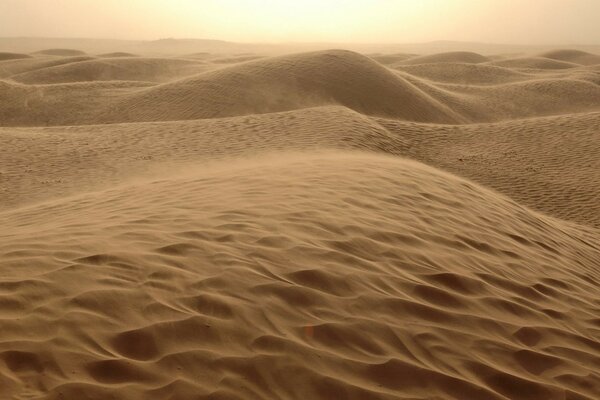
<box><xmin>400</xmin><ymin>51</ymin><xmax>489</xmax><ymax>65</ymax></box>
<box><xmin>10</xmin><ymin>57</ymin><xmax>208</xmax><ymax>84</ymax></box>
<box><xmin>99</xmin><ymin>49</ymin><xmax>464</xmax><ymax>124</ymax></box>
<box><xmin>1</xmin><ymin>152</ymin><xmax>599</xmax><ymax>400</ymax></box>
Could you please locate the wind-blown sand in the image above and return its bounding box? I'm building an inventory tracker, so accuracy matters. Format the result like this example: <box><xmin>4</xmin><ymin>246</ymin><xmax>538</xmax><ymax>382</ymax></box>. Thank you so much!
<box><xmin>1</xmin><ymin>43</ymin><xmax>599</xmax><ymax>399</ymax></box>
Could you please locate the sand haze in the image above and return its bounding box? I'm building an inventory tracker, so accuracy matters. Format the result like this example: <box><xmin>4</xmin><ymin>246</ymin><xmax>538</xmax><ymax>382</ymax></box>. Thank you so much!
<box><xmin>1</xmin><ymin>1</ymin><xmax>600</xmax><ymax>400</ymax></box>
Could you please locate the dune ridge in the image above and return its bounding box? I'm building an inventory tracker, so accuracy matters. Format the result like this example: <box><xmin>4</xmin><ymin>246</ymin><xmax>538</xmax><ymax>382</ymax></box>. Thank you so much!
<box><xmin>0</xmin><ymin>52</ymin><xmax>31</xmax><ymax>61</ymax></box>
<box><xmin>1</xmin><ymin>45</ymin><xmax>599</xmax><ymax>400</ymax></box>
<box><xmin>99</xmin><ymin>50</ymin><xmax>464</xmax><ymax>124</ymax></box>
<box><xmin>33</xmin><ymin>48</ymin><xmax>87</xmax><ymax>56</ymax></box>
<box><xmin>1</xmin><ymin>49</ymin><xmax>599</xmax><ymax>126</ymax></box>
<box><xmin>10</xmin><ymin>57</ymin><xmax>208</xmax><ymax>84</ymax></box>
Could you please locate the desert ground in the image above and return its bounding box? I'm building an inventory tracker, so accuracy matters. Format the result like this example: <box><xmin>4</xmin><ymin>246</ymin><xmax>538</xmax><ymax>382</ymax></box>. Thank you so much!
<box><xmin>0</xmin><ymin>41</ymin><xmax>599</xmax><ymax>399</ymax></box>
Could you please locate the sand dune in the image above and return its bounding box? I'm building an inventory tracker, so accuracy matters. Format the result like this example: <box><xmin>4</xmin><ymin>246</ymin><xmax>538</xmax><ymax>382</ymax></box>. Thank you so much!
<box><xmin>0</xmin><ymin>106</ymin><xmax>396</xmax><ymax>209</ymax></box>
<box><xmin>99</xmin><ymin>50</ymin><xmax>463</xmax><ymax>124</ymax></box>
<box><xmin>0</xmin><ymin>79</ymin><xmax>154</xmax><ymax>126</ymax></box>
<box><xmin>488</xmin><ymin>57</ymin><xmax>581</xmax><ymax>70</ymax></box>
<box><xmin>394</xmin><ymin>62</ymin><xmax>530</xmax><ymax>85</ymax></box>
<box><xmin>367</xmin><ymin>53</ymin><xmax>416</xmax><ymax>65</ymax></box>
<box><xmin>1</xmin><ymin>49</ymin><xmax>597</xmax><ymax>127</ymax></box>
<box><xmin>400</xmin><ymin>51</ymin><xmax>490</xmax><ymax>65</ymax></box>
<box><xmin>1</xmin><ymin>44</ymin><xmax>600</xmax><ymax>400</ymax></box>
<box><xmin>377</xmin><ymin>111</ymin><xmax>600</xmax><ymax>227</ymax></box>
<box><xmin>0</xmin><ymin>55</ymin><xmax>96</xmax><ymax>78</ymax></box>
<box><xmin>97</xmin><ymin>52</ymin><xmax>138</xmax><ymax>58</ymax></box>
<box><xmin>540</xmin><ymin>49</ymin><xmax>600</xmax><ymax>66</ymax></box>
<box><xmin>33</xmin><ymin>48</ymin><xmax>87</xmax><ymax>56</ymax></box>
<box><xmin>3</xmin><ymin>105</ymin><xmax>599</xmax><ymax>226</ymax></box>
<box><xmin>1</xmin><ymin>152</ymin><xmax>599</xmax><ymax>400</ymax></box>
<box><xmin>10</xmin><ymin>57</ymin><xmax>209</xmax><ymax>84</ymax></box>
<box><xmin>0</xmin><ymin>52</ymin><xmax>31</xmax><ymax>61</ymax></box>
<box><xmin>441</xmin><ymin>78</ymin><xmax>600</xmax><ymax>120</ymax></box>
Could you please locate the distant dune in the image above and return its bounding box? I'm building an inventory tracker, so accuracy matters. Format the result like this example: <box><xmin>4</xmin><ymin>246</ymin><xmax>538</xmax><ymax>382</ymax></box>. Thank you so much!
<box><xmin>1</xmin><ymin>48</ymin><xmax>599</xmax><ymax>127</ymax></box>
<box><xmin>10</xmin><ymin>57</ymin><xmax>208</xmax><ymax>84</ymax></box>
<box><xmin>0</xmin><ymin>55</ymin><xmax>96</xmax><ymax>78</ymax></box>
<box><xmin>367</xmin><ymin>53</ymin><xmax>416</xmax><ymax>65</ymax></box>
<box><xmin>395</xmin><ymin>62</ymin><xmax>530</xmax><ymax>85</ymax></box>
<box><xmin>488</xmin><ymin>57</ymin><xmax>580</xmax><ymax>70</ymax></box>
<box><xmin>97</xmin><ymin>51</ymin><xmax>138</xmax><ymax>58</ymax></box>
<box><xmin>1</xmin><ymin>43</ymin><xmax>599</xmax><ymax>400</ymax></box>
<box><xmin>400</xmin><ymin>51</ymin><xmax>490</xmax><ymax>65</ymax></box>
<box><xmin>0</xmin><ymin>52</ymin><xmax>31</xmax><ymax>61</ymax></box>
<box><xmin>100</xmin><ymin>50</ymin><xmax>463</xmax><ymax>124</ymax></box>
<box><xmin>33</xmin><ymin>48</ymin><xmax>87</xmax><ymax>56</ymax></box>
<box><xmin>540</xmin><ymin>49</ymin><xmax>600</xmax><ymax>65</ymax></box>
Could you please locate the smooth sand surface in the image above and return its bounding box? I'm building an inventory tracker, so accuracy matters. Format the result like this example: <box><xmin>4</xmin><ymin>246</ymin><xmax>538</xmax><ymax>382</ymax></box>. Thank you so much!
<box><xmin>1</xmin><ymin>44</ymin><xmax>599</xmax><ymax>399</ymax></box>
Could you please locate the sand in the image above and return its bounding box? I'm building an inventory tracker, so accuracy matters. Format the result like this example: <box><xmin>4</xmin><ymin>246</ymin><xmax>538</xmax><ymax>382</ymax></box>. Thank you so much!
<box><xmin>0</xmin><ymin>43</ymin><xmax>599</xmax><ymax>400</ymax></box>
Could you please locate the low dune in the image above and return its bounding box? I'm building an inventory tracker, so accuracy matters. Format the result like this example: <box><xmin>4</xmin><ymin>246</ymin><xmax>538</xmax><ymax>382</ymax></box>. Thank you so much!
<box><xmin>400</xmin><ymin>51</ymin><xmax>490</xmax><ymax>65</ymax></box>
<box><xmin>97</xmin><ymin>52</ymin><xmax>138</xmax><ymax>58</ymax></box>
<box><xmin>441</xmin><ymin>78</ymin><xmax>600</xmax><ymax>120</ymax></box>
<box><xmin>0</xmin><ymin>79</ymin><xmax>154</xmax><ymax>126</ymax></box>
<box><xmin>3</xmin><ymin>105</ymin><xmax>599</xmax><ymax>227</ymax></box>
<box><xmin>210</xmin><ymin>54</ymin><xmax>265</xmax><ymax>64</ymax></box>
<box><xmin>33</xmin><ymin>48</ymin><xmax>87</xmax><ymax>56</ymax></box>
<box><xmin>377</xmin><ymin>111</ymin><xmax>600</xmax><ymax>227</ymax></box>
<box><xmin>0</xmin><ymin>106</ymin><xmax>396</xmax><ymax>209</ymax></box>
<box><xmin>1</xmin><ymin>45</ymin><xmax>600</xmax><ymax>400</ymax></box>
<box><xmin>394</xmin><ymin>62</ymin><xmax>530</xmax><ymax>85</ymax></box>
<box><xmin>0</xmin><ymin>52</ymin><xmax>31</xmax><ymax>61</ymax></box>
<box><xmin>488</xmin><ymin>57</ymin><xmax>581</xmax><ymax>70</ymax></box>
<box><xmin>367</xmin><ymin>53</ymin><xmax>416</xmax><ymax>65</ymax></box>
<box><xmin>540</xmin><ymin>49</ymin><xmax>600</xmax><ymax>65</ymax></box>
<box><xmin>10</xmin><ymin>57</ymin><xmax>209</xmax><ymax>84</ymax></box>
<box><xmin>0</xmin><ymin>55</ymin><xmax>96</xmax><ymax>78</ymax></box>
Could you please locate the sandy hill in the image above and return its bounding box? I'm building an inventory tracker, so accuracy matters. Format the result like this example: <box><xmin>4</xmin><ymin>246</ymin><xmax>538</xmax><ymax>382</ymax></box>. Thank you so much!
<box><xmin>367</xmin><ymin>53</ymin><xmax>416</xmax><ymax>65</ymax></box>
<box><xmin>99</xmin><ymin>50</ymin><xmax>463</xmax><ymax>124</ymax></box>
<box><xmin>394</xmin><ymin>62</ymin><xmax>530</xmax><ymax>85</ymax></box>
<box><xmin>1</xmin><ymin>152</ymin><xmax>599</xmax><ymax>400</ymax></box>
<box><xmin>0</xmin><ymin>52</ymin><xmax>31</xmax><ymax>61</ymax></box>
<box><xmin>540</xmin><ymin>49</ymin><xmax>600</xmax><ymax>66</ymax></box>
<box><xmin>0</xmin><ymin>55</ymin><xmax>96</xmax><ymax>78</ymax></box>
<box><xmin>2</xmin><ymin>105</ymin><xmax>599</xmax><ymax>227</ymax></box>
<box><xmin>1</xmin><ymin>49</ymin><xmax>599</xmax><ymax>127</ymax></box>
<box><xmin>1</xmin><ymin>44</ymin><xmax>600</xmax><ymax>400</ymax></box>
<box><xmin>400</xmin><ymin>51</ymin><xmax>490</xmax><ymax>65</ymax></box>
<box><xmin>488</xmin><ymin>57</ymin><xmax>581</xmax><ymax>70</ymax></box>
<box><xmin>0</xmin><ymin>106</ymin><xmax>396</xmax><ymax>209</ymax></box>
<box><xmin>0</xmin><ymin>79</ymin><xmax>154</xmax><ymax>126</ymax></box>
<box><xmin>33</xmin><ymin>48</ymin><xmax>87</xmax><ymax>56</ymax></box>
<box><xmin>97</xmin><ymin>52</ymin><xmax>138</xmax><ymax>58</ymax></box>
<box><xmin>10</xmin><ymin>57</ymin><xmax>209</xmax><ymax>84</ymax></box>
<box><xmin>376</xmin><ymin>111</ymin><xmax>600</xmax><ymax>227</ymax></box>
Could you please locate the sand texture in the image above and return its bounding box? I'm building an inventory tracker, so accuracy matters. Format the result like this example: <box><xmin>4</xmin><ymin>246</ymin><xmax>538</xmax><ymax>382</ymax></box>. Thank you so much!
<box><xmin>1</xmin><ymin>45</ymin><xmax>599</xmax><ymax>400</ymax></box>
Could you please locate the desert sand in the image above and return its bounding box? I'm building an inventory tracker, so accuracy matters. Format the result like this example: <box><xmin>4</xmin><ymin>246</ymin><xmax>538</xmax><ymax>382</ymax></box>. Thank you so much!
<box><xmin>0</xmin><ymin>42</ymin><xmax>599</xmax><ymax>400</ymax></box>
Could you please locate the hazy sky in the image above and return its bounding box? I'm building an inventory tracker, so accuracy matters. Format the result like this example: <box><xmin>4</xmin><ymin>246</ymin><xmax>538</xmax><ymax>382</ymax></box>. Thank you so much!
<box><xmin>1</xmin><ymin>0</ymin><xmax>599</xmax><ymax>44</ymax></box>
